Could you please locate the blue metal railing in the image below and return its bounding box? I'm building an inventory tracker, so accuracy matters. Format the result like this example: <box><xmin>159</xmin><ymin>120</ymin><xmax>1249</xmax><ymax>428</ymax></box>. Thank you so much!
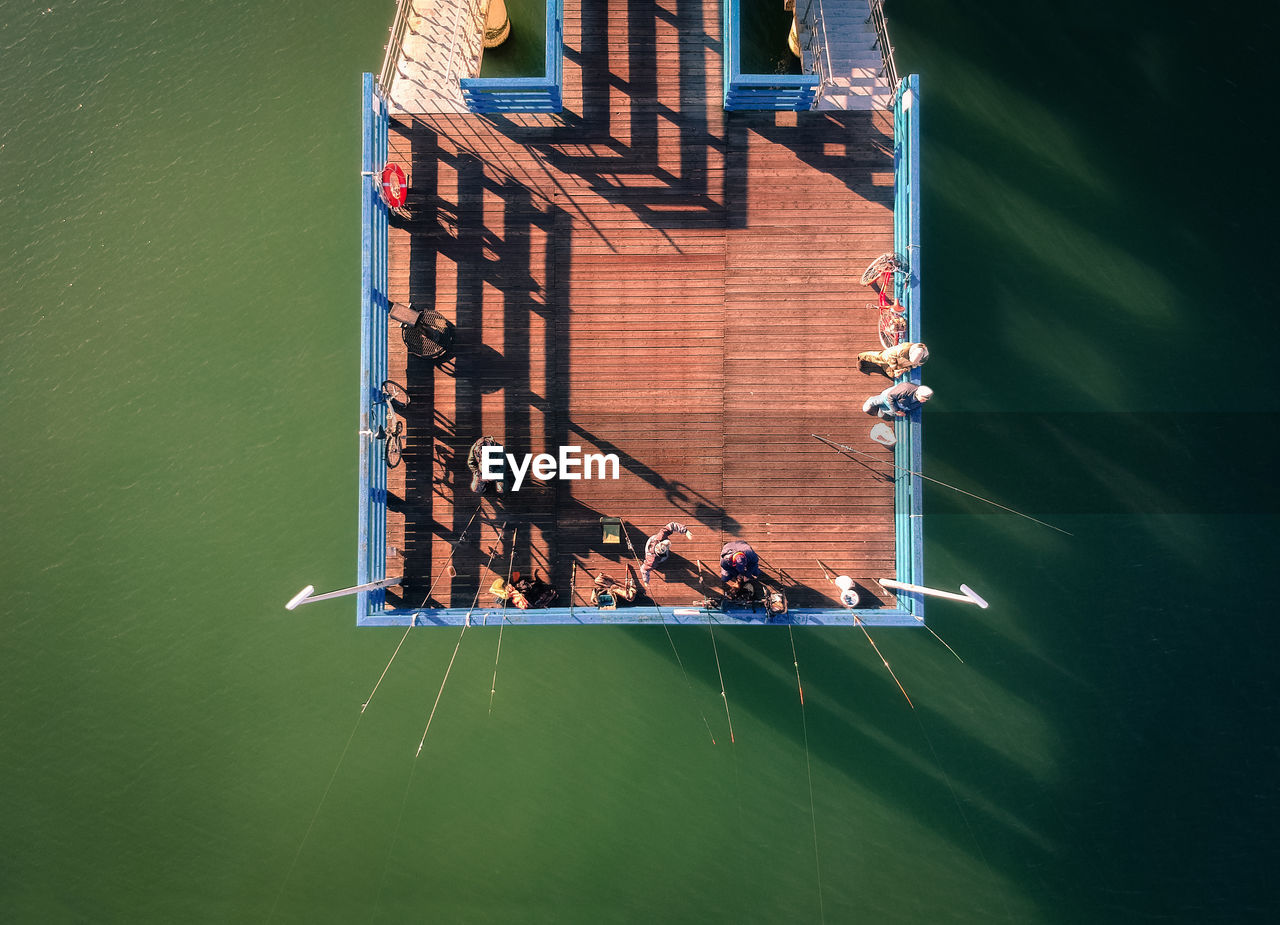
<box><xmin>460</xmin><ymin>0</ymin><xmax>563</xmax><ymax>113</ymax></box>
<box><xmin>350</xmin><ymin>72</ymin><xmax>923</xmax><ymax>627</ymax></box>
<box><xmin>723</xmin><ymin>0</ymin><xmax>819</xmax><ymax>111</ymax></box>
<box><xmin>359</xmin><ymin>73</ymin><xmax>392</xmax><ymax>623</ymax></box>
<box><xmin>892</xmin><ymin>73</ymin><xmax>923</xmax><ymax>619</ymax></box>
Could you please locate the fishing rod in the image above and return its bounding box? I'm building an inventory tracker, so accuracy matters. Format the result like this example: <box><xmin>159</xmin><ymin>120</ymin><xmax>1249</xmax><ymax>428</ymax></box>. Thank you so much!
<box><xmin>418</xmin><ymin>499</ymin><xmax>488</xmax><ymax>609</ymax></box>
<box><xmin>414</xmin><ymin>623</ymin><xmax>467</xmax><ymax>758</ymax></box>
<box><xmin>488</xmin><ymin>526</ymin><xmax>519</xmax><ymax>714</ymax></box>
<box><xmin>359</xmin><ymin>500</ymin><xmax>489</xmax><ymax>715</ymax></box>
<box><xmin>412</xmin><ymin>525</ymin><xmax>510</xmax><ymax>757</ymax></box>
<box><xmin>624</xmin><ymin>523</ymin><xmax>717</xmax><ymax>746</ymax></box>
<box><xmin>569</xmin><ymin>560</ymin><xmax>577</xmax><ymax>619</ymax></box>
<box><xmin>696</xmin><ymin>559</ymin><xmax>736</xmax><ymax>745</ymax></box>
<box><xmin>816</xmin><ymin>560</ymin><xmax>913</xmax><ymax>709</ymax></box>
<box><xmin>622</xmin><ymin>524</ymin><xmax>666</xmax><ymax>625</ymax></box>
<box><xmin>810</xmin><ymin>433</ymin><xmax>1073</xmax><ymax>536</ymax></box>
<box><xmin>412</xmin><ymin>533</ymin><xmax>506</xmax><ymax>757</ymax></box>
<box><xmin>824</xmin><ymin>568</ymin><xmax>962</xmax><ymax>660</ymax></box>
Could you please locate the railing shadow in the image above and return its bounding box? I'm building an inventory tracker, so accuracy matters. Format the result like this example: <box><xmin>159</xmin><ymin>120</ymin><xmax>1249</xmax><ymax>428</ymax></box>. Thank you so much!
<box><xmin>482</xmin><ymin>0</ymin><xmax>728</xmax><ymax>230</ymax></box>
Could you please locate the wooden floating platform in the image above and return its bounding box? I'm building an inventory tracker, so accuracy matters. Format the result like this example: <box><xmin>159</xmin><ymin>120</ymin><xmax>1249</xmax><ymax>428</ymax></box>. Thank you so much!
<box><xmin>375</xmin><ymin>0</ymin><xmax>902</xmax><ymax>620</ymax></box>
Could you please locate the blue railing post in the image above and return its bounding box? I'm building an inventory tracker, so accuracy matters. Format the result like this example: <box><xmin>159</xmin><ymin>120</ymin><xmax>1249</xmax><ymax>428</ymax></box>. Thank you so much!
<box><xmin>359</xmin><ymin>73</ymin><xmax>391</xmax><ymax>624</ymax></box>
<box><xmin>892</xmin><ymin>74</ymin><xmax>923</xmax><ymax>619</ymax></box>
<box><xmin>722</xmin><ymin>0</ymin><xmax>818</xmax><ymax>111</ymax></box>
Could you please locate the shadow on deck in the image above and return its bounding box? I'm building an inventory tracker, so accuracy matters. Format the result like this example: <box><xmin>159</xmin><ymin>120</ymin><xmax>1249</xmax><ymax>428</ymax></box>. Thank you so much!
<box><xmin>381</xmin><ymin>0</ymin><xmax>898</xmax><ymax>615</ymax></box>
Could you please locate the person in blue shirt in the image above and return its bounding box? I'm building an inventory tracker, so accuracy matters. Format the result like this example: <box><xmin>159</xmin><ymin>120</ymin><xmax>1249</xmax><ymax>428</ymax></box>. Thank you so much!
<box><xmin>719</xmin><ymin>540</ymin><xmax>762</xmax><ymax>583</ymax></box>
<box><xmin>862</xmin><ymin>383</ymin><xmax>933</xmax><ymax>421</ymax></box>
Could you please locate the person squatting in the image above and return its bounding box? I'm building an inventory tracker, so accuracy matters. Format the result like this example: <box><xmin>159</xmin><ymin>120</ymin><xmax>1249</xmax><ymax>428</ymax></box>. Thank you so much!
<box><xmin>857</xmin><ymin>340</ymin><xmax>933</xmax><ymax>420</ymax></box>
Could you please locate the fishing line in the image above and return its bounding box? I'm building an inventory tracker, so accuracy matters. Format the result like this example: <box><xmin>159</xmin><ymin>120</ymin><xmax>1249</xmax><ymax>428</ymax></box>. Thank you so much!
<box><xmin>360</xmin><ymin>626</ymin><xmax>413</xmax><ymax>716</ymax></box>
<box><xmin>409</xmin><ymin>529</ymin><xmax>506</xmax><ymax>756</ymax></box>
<box><xmin>810</xmin><ymin>433</ymin><xmax>1073</xmax><ymax>536</ymax></box>
<box><xmin>370</xmin><ymin>536</ymin><xmax>499</xmax><ymax>924</ymax></box>
<box><xmin>862</xmin><ymin>574</ymin><xmax>967</xmax><ymax>664</ymax></box>
<box><xmin>816</xmin><ymin>561</ymin><xmax>913</xmax><ymax>709</ymax></box>
<box><xmin>695</xmin><ymin>558</ymin><xmax>735</xmax><ymax>744</ymax></box>
<box><xmin>488</xmin><ymin>526</ymin><xmax>519</xmax><ymax>714</ymax></box>
<box><xmin>370</xmin><ymin>741</ymin><xmax>425</xmax><ymax>925</ymax></box>
<box><xmin>416</xmin><ymin>499</ymin><xmax>487</xmax><ymax>609</ymax></box>
<box><xmin>789</xmin><ymin>627</ymin><xmax>826</xmax><ymax>925</ymax></box>
<box><xmin>624</xmin><ymin>524</ymin><xmax>717</xmax><ymax>746</ymax></box>
<box><xmin>382</xmin><ymin>537</ymin><xmax>505</xmax><ymax>919</ymax></box>
<box><xmin>705</xmin><ymin>611</ymin><xmax>735</xmax><ymax>744</ymax></box>
<box><xmin>267</xmin><ymin>711</ymin><xmax>364</xmax><ymax>924</ymax></box>
<box><xmin>360</xmin><ymin>500</ymin><xmax>488</xmax><ymax>715</ymax></box>
<box><xmin>911</xmin><ymin>613</ymin><xmax>965</xmax><ymax>663</ymax></box>
<box><xmin>857</xmin><ymin>620</ymin><xmax>913</xmax><ymax>708</ymax></box>
<box><xmin>415</xmin><ymin>621</ymin><xmax>469</xmax><ymax>758</ymax></box>
<box><xmin>912</xmin><ymin>709</ymin><xmax>1016</xmax><ymax>925</ymax></box>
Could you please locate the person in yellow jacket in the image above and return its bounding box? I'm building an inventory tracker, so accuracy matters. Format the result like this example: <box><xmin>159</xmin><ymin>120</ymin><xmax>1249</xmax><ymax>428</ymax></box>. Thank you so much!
<box><xmin>857</xmin><ymin>342</ymin><xmax>929</xmax><ymax>380</ymax></box>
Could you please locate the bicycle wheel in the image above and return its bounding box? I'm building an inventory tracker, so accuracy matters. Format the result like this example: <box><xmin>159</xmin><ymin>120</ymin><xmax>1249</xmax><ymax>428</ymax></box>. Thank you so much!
<box><xmin>380</xmin><ymin>379</ymin><xmax>410</xmax><ymax>406</ymax></box>
<box><xmin>860</xmin><ymin>252</ymin><xmax>907</xmax><ymax>287</ymax></box>
<box><xmin>384</xmin><ymin>420</ymin><xmax>404</xmax><ymax>469</ymax></box>
<box><xmin>879</xmin><ymin>308</ymin><xmax>907</xmax><ymax>349</ymax></box>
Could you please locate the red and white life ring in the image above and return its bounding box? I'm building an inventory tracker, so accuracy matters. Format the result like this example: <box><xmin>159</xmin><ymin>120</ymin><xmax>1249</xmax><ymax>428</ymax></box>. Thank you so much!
<box><xmin>380</xmin><ymin>162</ymin><xmax>407</xmax><ymax>209</ymax></box>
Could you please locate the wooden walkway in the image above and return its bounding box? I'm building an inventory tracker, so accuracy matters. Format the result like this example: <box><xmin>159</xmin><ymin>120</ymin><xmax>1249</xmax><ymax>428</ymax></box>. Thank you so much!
<box><xmin>382</xmin><ymin>0</ymin><xmax>897</xmax><ymax>612</ymax></box>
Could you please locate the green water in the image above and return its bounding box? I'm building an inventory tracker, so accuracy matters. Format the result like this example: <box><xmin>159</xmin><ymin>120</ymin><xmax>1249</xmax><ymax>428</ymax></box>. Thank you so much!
<box><xmin>477</xmin><ymin>0</ymin><xmax>547</xmax><ymax>79</ymax></box>
<box><xmin>2</xmin><ymin>1</ymin><xmax>1276</xmax><ymax>922</ymax></box>
<box><xmin>741</xmin><ymin>1</ymin><xmax>802</xmax><ymax>76</ymax></box>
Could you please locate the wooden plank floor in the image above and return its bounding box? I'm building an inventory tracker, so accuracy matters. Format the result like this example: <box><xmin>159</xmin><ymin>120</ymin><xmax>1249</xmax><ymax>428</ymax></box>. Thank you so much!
<box><xmin>383</xmin><ymin>0</ymin><xmax>897</xmax><ymax>612</ymax></box>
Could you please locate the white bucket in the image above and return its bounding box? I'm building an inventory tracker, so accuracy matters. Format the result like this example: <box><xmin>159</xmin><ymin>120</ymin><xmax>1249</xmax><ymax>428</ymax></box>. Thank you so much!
<box><xmin>834</xmin><ymin>576</ymin><xmax>859</xmax><ymax>608</ymax></box>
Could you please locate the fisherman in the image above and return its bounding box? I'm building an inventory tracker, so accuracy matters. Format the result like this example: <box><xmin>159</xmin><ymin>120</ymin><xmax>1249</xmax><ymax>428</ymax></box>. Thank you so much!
<box><xmin>857</xmin><ymin>342</ymin><xmax>929</xmax><ymax>380</ymax></box>
<box><xmin>494</xmin><ymin>568</ymin><xmax>556</xmax><ymax>609</ymax></box>
<box><xmin>467</xmin><ymin>436</ymin><xmax>505</xmax><ymax>495</ymax></box>
<box><xmin>590</xmin><ymin>565</ymin><xmax>641</xmax><ymax>608</ymax></box>
<box><xmin>719</xmin><ymin>539</ymin><xmax>762</xmax><ymax>583</ymax></box>
<box><xmin>512</xmin><ymin>569</ymin><xmax>556</xmax><ymax>608</ymax></box>
<box><xmin>640</xmin><ymin>522</ymin><xmax>694</xmax><ymax>586</ymax></box>
<box><xmin>862</xmin><ymin>382</ymin><xmax>933</xmax><ymax>421</ymax></box>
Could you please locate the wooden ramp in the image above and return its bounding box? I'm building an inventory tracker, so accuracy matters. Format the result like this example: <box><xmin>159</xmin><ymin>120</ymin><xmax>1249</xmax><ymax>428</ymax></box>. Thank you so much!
<box><xmin>381</xmin><ymin>0</ymin><xmax>897</xmax><ymax>614</ymax></box>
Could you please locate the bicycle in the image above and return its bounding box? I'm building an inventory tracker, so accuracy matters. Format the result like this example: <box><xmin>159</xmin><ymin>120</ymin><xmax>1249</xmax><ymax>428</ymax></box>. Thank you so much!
<box><xmin>375</xmin><ymin>379</ymin><xmax>409</xmax><ymax>469</ymax></box>
<box><xmin>859</xmin><ymin>252</ymin><xmax>910</xmax><ymax>349</ymax></box>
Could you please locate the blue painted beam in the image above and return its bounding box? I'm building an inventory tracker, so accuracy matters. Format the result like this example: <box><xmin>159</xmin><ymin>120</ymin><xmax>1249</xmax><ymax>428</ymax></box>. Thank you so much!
<box><xmin>358</xmin><ymin>606</ymin><xmax>926</xmax><ymax>628</ymax></box>
<box><xmin>358</xmin><ymin>74</ymin><xmax>391</xmax><ymax>622</ymax></box>
<box><xmin>723</xmin><ymin>0</ymin><xmax>818</xmax><ymax>111</ymax></box>
<box><xmin>891</xmin><ymin>74</ymin><xmax>924</xmax><ymax>619</ymax></box>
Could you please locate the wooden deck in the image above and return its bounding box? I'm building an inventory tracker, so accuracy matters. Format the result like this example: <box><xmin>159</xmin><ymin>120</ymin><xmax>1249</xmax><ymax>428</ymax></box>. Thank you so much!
<box><xmin>381</xmin><ymin>0</ymin><xmax>897</xmax><ymax>613</ymax></box>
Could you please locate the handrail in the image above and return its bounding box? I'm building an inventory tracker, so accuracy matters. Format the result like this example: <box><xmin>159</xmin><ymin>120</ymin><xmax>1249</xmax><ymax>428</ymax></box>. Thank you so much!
<box><xmin>796</xmin><ymin>0</ymin><xmax>831</xmax><ymax>96</ymax></box>
<box><xmin>379</xmin><ymin>0</ymin><xmax>487</xmax><ymax>101</ymax></box>
<box><xmin>378</xmin><ymin>0</ymin><xmax>413</xmax><ymax>94</ymax></box>
<box><xmin>448</xmin><ymin>0</ymin><xmax>486</xmax><ymax>80</ymax></box>
<box><xmin>798</xmin><ymin>0</ymin><xmax>899</xmax><ymax>108</ymax></box>
<box><xmin>867</xmin><ymin>0</ymin><xmax>900</xmax><ymax>96</ymax></box>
